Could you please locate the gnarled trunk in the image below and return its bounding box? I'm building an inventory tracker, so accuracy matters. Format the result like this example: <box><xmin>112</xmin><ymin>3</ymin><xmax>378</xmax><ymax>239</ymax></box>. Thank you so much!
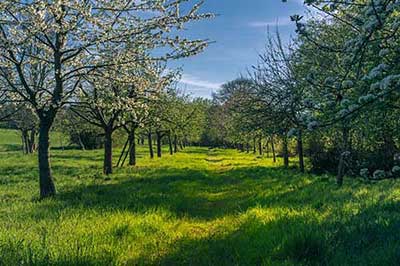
<box><xmin>103</xmin><ymin>127</ymin><xmax>113</xmax><ymax>175</ymax></box>
<box><xmin>38</xmin><ymin>120</ymin><xmax>56</xmax><ymax>198</ymax></box>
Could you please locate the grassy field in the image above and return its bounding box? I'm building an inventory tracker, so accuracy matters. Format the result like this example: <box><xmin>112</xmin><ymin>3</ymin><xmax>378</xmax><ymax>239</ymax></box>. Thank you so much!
<box><xmin>0</xmin><ymin>130</ymin><xmax>400</xmax><ymax>265</ymax></box>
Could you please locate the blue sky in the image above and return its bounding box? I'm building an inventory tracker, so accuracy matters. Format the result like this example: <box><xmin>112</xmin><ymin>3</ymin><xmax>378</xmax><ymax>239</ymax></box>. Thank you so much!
<box><xmin>172</xmin><ymin>0</ymin><xmax>307</xmax><ymax>98</ymax></box>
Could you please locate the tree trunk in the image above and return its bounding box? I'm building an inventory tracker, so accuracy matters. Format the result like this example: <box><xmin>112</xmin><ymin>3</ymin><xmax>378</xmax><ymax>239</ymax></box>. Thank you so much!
<box><xmin>336</xmin><ymin>126</ymin><xmax>349</xmax><ymax>186</ymax></box>
<box><xmin>283</xmin><ymin>135</ymin><xmax>289</xmax><ymax>168</ymax></box>
<box><xmin>298</xmin><ymin>130</ymin><xmax>305</xmax><ymax>173</ymax></box>
<box><xmin>38</xmin><ymin>121</ymin><xmax>56</xmax><ymax>198</ymax></box>
<box><xmin>179</xmin><ymin>140</ymin><xmax>183</xmax><ymax>150</ymax></box>
<box><xmin>246</xmin><ymin>143</ymin><xmax>250</xmax><ymax>153</ymax></box>
<box><xmin>103</xmin><ymin>127</ymin><xmax>113</xmax><ymax>175</ymax></box>
<box><xmin>21</xmin><ymin>130</ymin><xmax>28</xmax><ymax>154</ymax></box>
<box><xmin>148</xmin><ymin>132</ymin><xmax>154</xmax><ymax>159</ymax></box>
<box><xmin>258</xmin><ymin>137</ymin><xmax>263</xmax><ymax>155</ymax></box>
<box><xmin>29</xmin><ymin>129</ymin><xmax>36</xmax><ymax>153</ymax></box>
<box><xmin>239</xmin><ymin>143</ymin><xmax>244</xmax><ymax>152</ymax></box>
<box><xmin>156</xmin><ymin>131</ymin><xmax>162</xmax><ymax>158</ymax></box>
<box><xmin>173</xmin><ymin>134</ymin><xmax>178</xmax><ymax>153</ymax></box>
<box><xmin>168</xmin><ymin>133</ymin><xmax>173</xmax><ymax>155</ymax></box>
<box><xmin>128</xmin><ymin>128</ymin><xmax>136</xmax><ymax>166</ymax></box>
<box><xmin>271</xmin><ymin>136</ymin><xmax>276</xmax><ymax>163</ymax></box>
<box><xmin>253</xmin><ymin>137</ymin><xmax>256</xmax><ymax>154</ymax></box>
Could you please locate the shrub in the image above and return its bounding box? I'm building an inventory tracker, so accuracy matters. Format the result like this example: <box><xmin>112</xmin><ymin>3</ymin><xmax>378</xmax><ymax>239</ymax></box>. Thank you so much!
<box><xmin>372</xmin><ymin>170</ymin><xmax>386</xmax><ymax>180</ymax></box>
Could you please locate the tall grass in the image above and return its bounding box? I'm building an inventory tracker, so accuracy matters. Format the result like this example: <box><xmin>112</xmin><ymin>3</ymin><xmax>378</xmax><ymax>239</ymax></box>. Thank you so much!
<box><xmin>0</xmin><ymin>132</ymin><xmax>399</xmax><ymax>265</ymax></box>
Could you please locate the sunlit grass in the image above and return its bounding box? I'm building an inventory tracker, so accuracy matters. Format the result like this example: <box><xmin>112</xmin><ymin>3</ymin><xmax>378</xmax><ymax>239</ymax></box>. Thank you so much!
<box><xmin>1</xmin><ymin>131</ymin><xmax>400</xmax><ymax>265</ymax></box>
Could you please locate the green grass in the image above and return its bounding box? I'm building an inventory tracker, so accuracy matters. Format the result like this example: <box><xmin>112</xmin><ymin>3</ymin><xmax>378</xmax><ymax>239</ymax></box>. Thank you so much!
<box><xmin>1</xmin><ymin>131</ymin><xmax>400</xmax><ymax>265</ymax></box>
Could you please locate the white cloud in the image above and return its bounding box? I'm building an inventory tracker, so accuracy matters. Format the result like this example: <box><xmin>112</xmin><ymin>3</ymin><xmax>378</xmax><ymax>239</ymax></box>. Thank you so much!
<box><xmin>180</xmin><ymin>74</ymin><xmax>223</xmax><ymax>90</ymax></box>
<box><xmin>249</xmin><ymin>17</ymin><xmax>293</xmax><ymax>28</ymax></box>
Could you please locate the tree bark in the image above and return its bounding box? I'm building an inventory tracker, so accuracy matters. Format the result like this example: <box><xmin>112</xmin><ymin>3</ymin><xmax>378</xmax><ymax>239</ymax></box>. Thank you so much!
<box><xmin>239</xmin><ymin>143</ymin><xmax>244</xmax><ymax>152</ymax></box>
<box><xmin>298</xmin><ymin>130</ymin><xmax>305</xmax><ymax>173</ymax></box>
<box><xmin>103</xmin><ymin>127</ymin><xmax>113</xmax><ymax>175</ymax></box>
<box><xmin>168</xmin><ymin>132</ymin><xmax>173</xmax><ymax>155</ymax></box>
<box><xmin>29</xmin><ymin>129</ymin><xmax>36</xmax><ymax>153</ymax></box>
<box><xmin>336</xmin><ymin>126</ymin><xmax>349</xmax><ymax>186</ymax></box>
<box><xmin>128</xmin><ymin>128</ymin><xmax>136</xmax><ymax>166</ymax></box>
<box><xmin>156</xmin><ymin>131</ymin><xmax>162</xmax><ymax>158</ymax></box>
<box><xmin>253</xmin><ymin>137</ymin><xmax>256</xmax><ymax>154</ymax></box>
<box><xmin>174</xmin><ymin>134</ymin><xmax>178</xmax><ymax>153</ymax></box>
<box><xmin>148</xmin><ymin>131</ymin><xmax>154</xmax><ymax>159</ymax></box>
<box><xmin>21</xmin><ymin>130</ymin><xmax>28</xmax><ymax>154</ymax></box>
<box><xmin>258</xmin><ymin>137</ymin><xmax>263</xmax><ymax>155</ymax></box>
<box><xmin>38</xmin><ymin>120</ymin><xmax>56</xmax><ymax>198</ymax></box>
<box><xmin>271</xmin><ymin>136</ymin><xmax>276</xmax><ymax>163</ymax></box>
<box><xmin>179</xmin><ymin>140</ymin><xmax>183</xmax><ymax>150</ymax></box>
<box><xmin>283</xmin><ymin>135</ymin><xmax>289</xmax><ymax>168</ymax></box>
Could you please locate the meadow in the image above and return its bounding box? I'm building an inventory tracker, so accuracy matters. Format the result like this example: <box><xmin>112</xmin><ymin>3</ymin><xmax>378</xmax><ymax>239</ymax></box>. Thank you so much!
<box><xmin>0</xmin><ymin>129</ymin><xmax>399</xmax><ymax>266</ymax></box>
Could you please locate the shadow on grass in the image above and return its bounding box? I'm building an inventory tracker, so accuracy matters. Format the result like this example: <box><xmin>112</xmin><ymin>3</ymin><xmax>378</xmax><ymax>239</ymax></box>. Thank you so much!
<box><xmin>0</xmin><ymin>144</ymin><xmax>22</xmax><ymax>152</ymax></box>
<box><xmin>145</xmin><ymin>199</ymin><xmax>400</xmax><ymax>266</ymax></box>
<box><xmin>39</xmin><ymin>166</ymin><xmax>351</xmax><ymax>221</ymax></box>
<box><xmin>2</xmin><ymin>147</ymin><xmax>400</xmax><ymax>265</ymax></box>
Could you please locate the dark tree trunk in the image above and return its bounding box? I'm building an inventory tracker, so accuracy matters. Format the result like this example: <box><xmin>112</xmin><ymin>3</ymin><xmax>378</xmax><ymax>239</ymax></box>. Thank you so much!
<box><xmin>337</xmin><ymin>126</ymin><xmax>349</xmax><ymax>186</ymax></box>
<box><xmin>179</xmin><ymin>140</ymin><xmax>183</xmax><ymax>150</ymax></box>
<box><xmin>283</xmin><ymin>135</ymin><xmax>289</xmax><ymax>168</ymax></box>
<box><xmin>298</xmin><ymin>130</ymin><xmax>305</xmax><ymax>173</ymax></box>
<box><xmin>168</xmin><ymin>133</ymin><xmax>173</xmax><ymax>155</ymax></box>
<box><xmin>103</xmin><ymin>127</ymin><xmax>113</xmax><ymax>175</ymax></box>
<box><xmin>271</xmin><ymin>136</ymin><xmax>276</xmax><ymax>163</ymax></box>
<box><xmin>239</xmin><ymin>143</ymin><xmax>244</xmax><ymax>152</ymax></box>
<box><xmin>21</xmin><ymin>130</ymin><xmax>28</xmax><ymax>154</ymax></box>
<box><xmin>246</xmin><ymin>143</ymin><xmax>250</xmax><ymax>153</ymax></box>
<box><xmin>38</xmin><ymin>120</ymin><xmax>56</xmax><ymax>198</ymax></box>
<box><xmin>253</xmin><ymin>137</ymin><xmax>256</xmax><ymax>154</ymax></box>
<box><xmin>29</xmin><ymin>129</ymin><xmax>36</xmax><ymax>153</ymax></box>
<box><xmin>174</xmin><ymin>134</ymin><xmax>178</xmax><ymax>153</ymax></box>
<box><xmin>128</xmin><ymin>128</ymin><xmax>136</xmax><ymax>166</ymax></box>
<box><xmin>183</xmin><ymin>137</ymin><xmax>187</xmax><ymax>148</ymax></box>
<box><xmin>148</xmin><ymin>132</ymin><xmax>154</xmax><ymax>159</ymax></box>
<box><xmin>156</xmin><ymin>131</ymin><xmax>162</xmax><ymax>158</ymax></box>
<box><xmin>258</xmin><ymin>138</ymin><xmax>263</xmax><ymax>155</ymax></box>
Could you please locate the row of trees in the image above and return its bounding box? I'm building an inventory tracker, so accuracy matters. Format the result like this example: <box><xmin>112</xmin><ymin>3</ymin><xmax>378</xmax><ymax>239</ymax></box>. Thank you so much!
<box><xmin>204</xmin><ymin>0</ymin><xmax>400</xmax><ymax>185</ymax></box>
<box><xmin>0</xmin><ymin>0</ymin><xmax>213</xmax><ymax>198</ymax></box>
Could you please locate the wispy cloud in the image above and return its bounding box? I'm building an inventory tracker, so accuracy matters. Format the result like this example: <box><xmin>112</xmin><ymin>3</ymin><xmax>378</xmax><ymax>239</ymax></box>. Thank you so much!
<box><xmin>249</xmin><ymin>17</ymin><xmax>293</xmax><ymax>28</ymax></box>
<box><xmin>180</xmin><ymin>74</ymin><xmax>223</xmax><ymax>90</ymax></box>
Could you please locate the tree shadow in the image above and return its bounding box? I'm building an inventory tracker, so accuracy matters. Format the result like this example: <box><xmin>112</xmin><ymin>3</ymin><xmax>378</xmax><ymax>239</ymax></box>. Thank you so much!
<box><xmin>28</xmin><ymin>166</ymin><xmax>354</xmax><ymax>222</ymax></box>
<box><xmin>147</xmin><ymin>200</ymin><xmax>400</xmax><ymax>266</ymax></box>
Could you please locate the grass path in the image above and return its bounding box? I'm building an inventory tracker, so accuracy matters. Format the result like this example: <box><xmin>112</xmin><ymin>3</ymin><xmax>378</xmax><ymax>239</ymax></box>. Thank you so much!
<box><xmin>0</xmin><ymin>143</ymin><xmax>400</xmax><ymax>265</ymax></box>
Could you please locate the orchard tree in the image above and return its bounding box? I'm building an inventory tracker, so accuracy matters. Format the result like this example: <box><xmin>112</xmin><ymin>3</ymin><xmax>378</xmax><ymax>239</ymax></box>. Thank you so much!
<box><xmin>0</xmin><ymin>0</ymin><xmax>213</xmax><ymax>197</ymax></box>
